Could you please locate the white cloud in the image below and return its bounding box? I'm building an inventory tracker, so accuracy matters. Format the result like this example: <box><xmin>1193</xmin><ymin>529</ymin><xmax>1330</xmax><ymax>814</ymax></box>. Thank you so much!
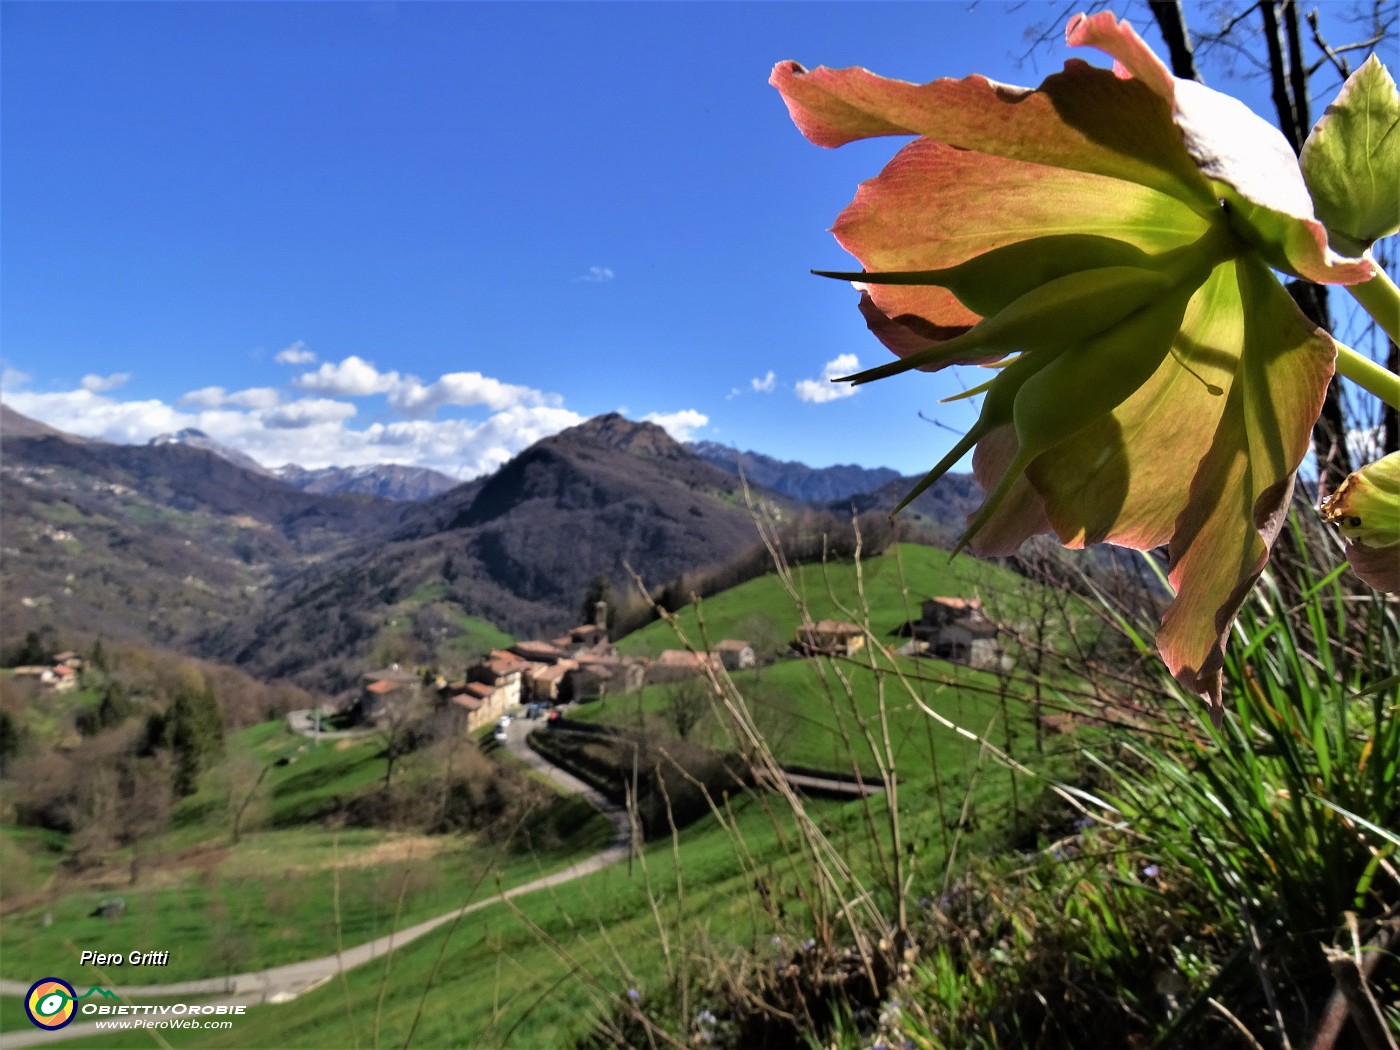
<box><xmin>293</xmin><ymin>355</ymin><xmax>399</xmax><ymax>397</ymax></box>
<box><xmin>180</xmin><ymin>386</ymin><xmax>228</xmax><ymax>408</ymax></box>
<box><xmin>180</xmin><ymin>386</ymin><xmax>282</xmax><ymax>410</ymax></box>
<box><xmin>795</xmin><ymin>354</ymin><xmax>860</xmax><ymax>404</ymax></box>
<box><xmin>354</xmin><ymin>405</ymin><xmax>587</xmax><ymax>477</ymax></box>
<box><xmin>6</xmin><ymin>388</ymin><xmax>188</xmax><ymax>443</ymax></box>
<box><xmin>6</xmin><ymin>382</ymin><xmax>588</xmax><ymax>482</ymax></box>
<box><xmin>387</xmin><ymin>371</ymin><xmax>548</xmax><ymax>417</ymax></box>
<box><xmin>642</xmin><ymin>409</ymin><xmax>709</xmax><ymax>442</ymax></box>
<box><xmin>262</xmin><ymin>398</ymin><xmax>358</xmax><ymax>430</ymax></box>
<box><xmin>294</xmin><ymin>356</ymin><xmax>563</xmax><ymax>421</ymax></box>
<box><xmin>575</xmin><ymin>265</ymin><xmax>615</xmax><ymax>284</ymax></box>
<box><xmin>1</xmin><ymin>366</ymin><xmax>32</xmax><ymax>392</ymax></box>
<box><xmin>80</xmin><ymin>372</ymin><xmax>132</xmax><ymax>394</ymax></box>
<box><xmin>275</xmin><ymin>341</ymin><xmax>317</xmax><ymax>365</ymax></box>
<box><xmin>751</xmin><ymin>370</ymin><xmax>777</xmax><ymax>394</ymax></box>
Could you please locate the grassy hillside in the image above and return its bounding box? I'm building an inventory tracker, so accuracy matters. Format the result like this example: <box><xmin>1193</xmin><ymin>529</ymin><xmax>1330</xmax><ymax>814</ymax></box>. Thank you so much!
<box><xmin>370</xmin><ymin>580</ymin><xmax>516</xmax><ymax>672</ymax></box>
<box><xmin>1</xmin><ymin>541</ymin><xmax>1065</xmax><ymax>1048</ymax></box>
<box><xmin>599</xmin><ymin>543</ymin><xmax>1064</xmax><ymax>782</ymax></box>
<box><xmin>46</xmin><ymin>777</ymin><xmax>1026</xmax><ymax>1050</ymax></box>
<box><xmin>615</xmin><ymin>542</ymin><xmax>1031</xmax><ymax>658</ymax></box>
<box><xmin>0</xmin><ymin>721</ymin><xmax>610</xmax><ymax>988</ymax></box>
<box><xmin>0</xmin><ymin>544</ymin><xmax>1141</xmax><ymax>1050</ymax></box>
<box><xmin>572</xmin><ymin>653</ymin><xmax>1034</xmax><ymax>781</ymax></box>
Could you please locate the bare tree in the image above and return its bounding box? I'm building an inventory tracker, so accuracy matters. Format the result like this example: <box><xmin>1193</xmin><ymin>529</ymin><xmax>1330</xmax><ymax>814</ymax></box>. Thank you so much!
<box><xmin>667</xmin><ymin>678</ymin><xmax>710</xmax><ymax>741</ymax></box>
<box><xmin>224</xmin><ymin>751</ymin><xmax>272</xmax><ymax>846</ymax></box>
<box><xmin>118</xmin><ymin>757</ymin><xmax>172</xmax><ymax>884</ymax></box>
<box><xmin>377</xmin><ymin>686</ymin><xmax>429</xmax><ymax>791</ymax></box>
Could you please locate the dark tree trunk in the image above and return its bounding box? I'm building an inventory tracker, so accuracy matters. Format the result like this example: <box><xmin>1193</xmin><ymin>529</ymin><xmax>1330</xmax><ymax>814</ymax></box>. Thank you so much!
<box><xmin>1148</xmin><ymin>1</ymin><xmax>1202</xmax><ymax>80</ymax></box>
<box><xmin>1259</xmin><ymin>2</ymin><xmax>1355</xmax><ymax>493</ymax></box>
<box><xmin>1288</xmin><ymin>281</ymin><xmax>1354</xmax><ymax>495</ymax></box>
<box><xmin>1259</xmin><ymin>2</ymin><xmax>1303</xmax><ymax>150</ymax></box>
<box><xmin>1386</xmin><ymin>339</ymin><xmax>1400</xmax><ymax>455</ymax></box>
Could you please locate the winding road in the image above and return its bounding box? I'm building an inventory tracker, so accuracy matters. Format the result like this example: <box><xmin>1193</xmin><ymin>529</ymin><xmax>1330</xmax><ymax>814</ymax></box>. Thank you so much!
<box><xmin>0</xmin><ymin>719</ymin><xmax>632</xmax><ymax>1048</ymax></box>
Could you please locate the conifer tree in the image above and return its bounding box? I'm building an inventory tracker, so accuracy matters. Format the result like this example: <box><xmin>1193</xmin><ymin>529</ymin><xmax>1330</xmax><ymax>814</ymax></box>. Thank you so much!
<box><xmin>166</xmin><ymin>679</ymin><xmax>223</xmax><ymax>797</ymax></box>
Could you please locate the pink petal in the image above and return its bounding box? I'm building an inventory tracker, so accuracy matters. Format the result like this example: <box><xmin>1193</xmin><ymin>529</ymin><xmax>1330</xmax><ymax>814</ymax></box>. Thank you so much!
<box><xmin>771</xmin><ymin>59</ymin><xmax>1215</xmax><ymax>208</ymax></box>
<box><xmin>1066</xmin><ymin>12</ymin><xmax>1373</xmax><ymax>286</ymax></box>
<box><xmin>967</xmin><ymin>426</ymin><xmax>1053</xmax><ymax>557</ymax></box>
<box><xmin>832</xmin><ymin>137</ymin><xmax>1208</xmax><ymax>355</ymax></box>
<box><xmin>855</xmin><ymin>288</ymin><xmax>978</xmax><ymax>363</ymax></box>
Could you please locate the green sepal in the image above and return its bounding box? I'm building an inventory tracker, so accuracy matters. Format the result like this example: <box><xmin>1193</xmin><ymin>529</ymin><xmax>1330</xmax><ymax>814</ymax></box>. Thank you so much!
<box><xmin>838</xmin><ymin>265</ymin><xmax>1174</xmax><ymax>385</ymax></box>
<box><xmin>814</xmin><ymin>233</ymin><xmax>1155</xmax><ymax>318</ymax></box>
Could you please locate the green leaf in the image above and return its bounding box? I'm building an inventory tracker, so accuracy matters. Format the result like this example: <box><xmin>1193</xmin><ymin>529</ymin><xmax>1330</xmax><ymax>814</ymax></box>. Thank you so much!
<box><xmin>1301</xmin><ymin>55</ymin><xmax>1400</xmax><ymax>256</ymax></box>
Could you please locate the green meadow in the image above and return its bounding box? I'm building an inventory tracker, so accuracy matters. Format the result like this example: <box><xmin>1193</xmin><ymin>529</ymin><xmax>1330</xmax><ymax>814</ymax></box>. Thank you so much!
<box><xmin>616</xmin><ymin>542</ymin><xmax>1032</xmax><ymax>659</ymax></box>
<box><xmin>46</xmin><ymin>775</ymin><xmax>1031</xmax><ymax>1050</ymax></box>
<box><xmin>1</xmin><ymin>543</ymin><xmax>1101</xmax><ymax>1047</ymax></box>
<box><xmin>0</xmin><ymin>722</ymin><xmax>610</xmax><ymax>990</ymax></box>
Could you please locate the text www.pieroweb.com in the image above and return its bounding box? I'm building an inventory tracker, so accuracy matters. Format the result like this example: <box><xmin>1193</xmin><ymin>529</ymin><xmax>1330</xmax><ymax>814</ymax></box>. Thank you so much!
<box><xmin>93</xmin><ymin>1017</ymin><xmax>235</xmax><ymax>1032</ymax></box>
<box><xmin>84</xmin><ymin>1003</ymin><xmax>244</xmax><ymax>1032</ymax></box>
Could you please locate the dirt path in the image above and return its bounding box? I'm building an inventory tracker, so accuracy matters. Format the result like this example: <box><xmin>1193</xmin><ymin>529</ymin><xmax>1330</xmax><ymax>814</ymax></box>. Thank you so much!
<box><xmin>0</xmin><ymin>721</ymin><xmax>632</xmax><ymax>1048</ymax></box>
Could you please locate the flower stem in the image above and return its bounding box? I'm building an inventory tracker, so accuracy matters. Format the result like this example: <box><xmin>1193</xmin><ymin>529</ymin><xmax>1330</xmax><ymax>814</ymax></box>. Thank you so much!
<box><xmin>1335</xmin><ymin>342</ymin><xmax>1400</xmax><ymax>412</ymax></box>
<box><xmin>1348</xmin><ymin>260</ymin><xmax>1400</xmax><ymax>347</ymax></box>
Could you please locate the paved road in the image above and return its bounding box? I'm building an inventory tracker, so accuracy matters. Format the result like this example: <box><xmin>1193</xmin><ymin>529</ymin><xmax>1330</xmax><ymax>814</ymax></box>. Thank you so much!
<box><xmin>0</xmin><ymin>718</ymin><xmax>632</xmax><ymax>1048</ymax></box>
<box><xmin>283</xmin><ymin>709</ymin><xmax>376</xmax><ymax>740</ymax></box>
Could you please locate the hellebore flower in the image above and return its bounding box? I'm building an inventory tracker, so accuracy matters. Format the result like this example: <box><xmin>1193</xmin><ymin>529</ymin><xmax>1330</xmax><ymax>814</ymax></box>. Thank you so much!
<box><xmin>1320</xmin><ymin>453</ymin><xmax>1400</xmax><ymax>592</ymax></box>
<box><xmin>772</xmin><ymin>12</ymin><xmax>1375</xmax><ymax>722</ymax></box>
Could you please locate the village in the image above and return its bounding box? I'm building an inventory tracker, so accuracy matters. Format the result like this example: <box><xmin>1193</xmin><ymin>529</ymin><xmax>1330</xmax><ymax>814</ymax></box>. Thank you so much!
<box><xmin>351</xmin><ymin>595</ymin><xmax>1010</xmax><ymax>736</ymax></box>
<box><xmin>7</xmin><ymin>650</ymin><xmax>85</xmax><ymax>693</ymax></box>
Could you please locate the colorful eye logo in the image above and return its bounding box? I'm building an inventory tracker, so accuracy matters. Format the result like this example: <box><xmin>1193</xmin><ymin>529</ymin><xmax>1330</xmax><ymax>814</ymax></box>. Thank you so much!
<box><xmin>25</xmin><ymin>978</ymin><xmax>77</xmax><ymax>1030</ymax></box>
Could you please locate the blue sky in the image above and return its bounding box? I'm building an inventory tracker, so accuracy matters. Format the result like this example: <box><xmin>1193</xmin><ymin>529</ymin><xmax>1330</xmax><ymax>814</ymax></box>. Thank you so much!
<box><xmin>1</xmin><ymin>1</ymin><xmax>1377</xmax><ymax>479</ymax></box>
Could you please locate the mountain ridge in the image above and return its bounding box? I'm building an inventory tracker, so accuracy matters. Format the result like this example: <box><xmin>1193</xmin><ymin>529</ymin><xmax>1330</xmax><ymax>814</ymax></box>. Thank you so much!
<box><xmin>213</xmin><ymin>413</ymin><xmax>784</xmax><ymax>689</ymax></box>
<box><xmin>687</xmin><ymin>440</ymin><xmax>903</xmax><ymax>504</ymax></box>
<box><xmin>1</xmin><ymin>404</ymin><xmax>989</xmax><ymax>691</ymax></box>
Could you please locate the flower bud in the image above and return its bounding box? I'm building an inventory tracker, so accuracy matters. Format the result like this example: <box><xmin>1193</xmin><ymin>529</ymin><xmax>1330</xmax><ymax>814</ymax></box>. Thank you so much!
<box><xmin>1320</xmin><ymin>453</ymin><xmax>1400</xmax><ymax>591</ymax></box>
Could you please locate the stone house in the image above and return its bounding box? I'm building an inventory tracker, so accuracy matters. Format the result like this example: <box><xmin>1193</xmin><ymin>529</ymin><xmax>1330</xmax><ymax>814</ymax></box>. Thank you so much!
<box><xmin>446</xmin><ymin>681</ymin><xmax>505</xmax><ymax>733</ymax></box>
<box><xmin>357</xmin><ymin>665</ymin><xmax>420</xmax><ymax>724</ymax></box>
<box><xmin>566</xmin><ymin>662</ymin><xmax>614</xmax><ymax>702</ymax></box>
<box><xmin>468</xmin><ymin>650</ymin><xmax>527</xmax><ymax>711</ymax></box>
<box><xmin>558</xmin><ymin>651</ymin><xmax>642</xmax><ymax>701</ymax></box>
<box><xmin>548</xmin><ymin>601</ymin><xmax>611</xmax><ymax>657</ymax></box>
<box><xmin>524</xmin><ymin>660</ymin><xmax>575</xmax><ymax>703</ymax></box>
<box><xmin>714</xmin><ymin>640</ymin><xmax>755</xmax><ymax>672</ymax></box>
<box><xmin>910</xmin><ymin>597</ymin><xmax>1007</xmax><ymax>672</ymax></box>
<box><xmin>510</xmin><ymin>640</ymin><xmax>568</xmax><ymax>665</ymax></box>
<box><xmin>11</xmin><ymin>661</ymin><xmax>82</xmax><ymax>692</ymax></box>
